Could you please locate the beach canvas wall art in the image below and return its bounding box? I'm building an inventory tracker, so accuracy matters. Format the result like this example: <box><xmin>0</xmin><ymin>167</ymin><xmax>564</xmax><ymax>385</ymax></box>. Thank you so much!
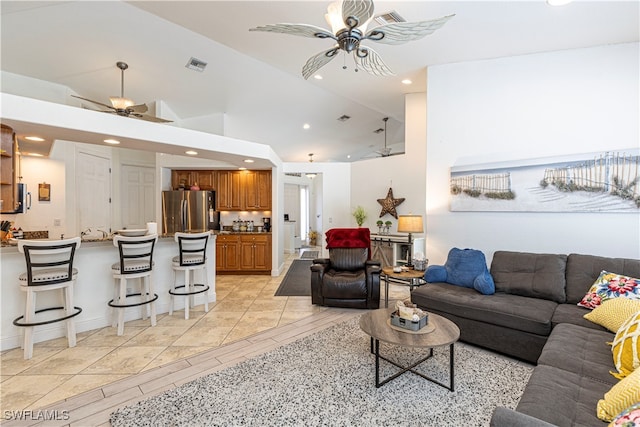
<box><xmin>450</xmin><ymin>149</ymin><xmax>639</xmax><ymax>212</ymax></box>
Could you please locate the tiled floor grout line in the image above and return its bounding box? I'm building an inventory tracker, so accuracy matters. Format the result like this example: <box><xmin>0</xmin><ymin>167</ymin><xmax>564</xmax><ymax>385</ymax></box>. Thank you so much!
<box><xmin>0</xmin><ymin>309</ymin><xmax>359</xmax><ymax>427</ymax></box>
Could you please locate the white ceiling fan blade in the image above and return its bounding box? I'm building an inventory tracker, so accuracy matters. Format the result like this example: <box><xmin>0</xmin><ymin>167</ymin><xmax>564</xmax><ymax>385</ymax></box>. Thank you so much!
<box><xmin>342</xmin><ymin>0</ymin><xmax>374</xmax><ymax>28</ymax></box>
<box><xmin>250</xmin><ymin>23</ymin><xmax>334</xmax><ymax>40</ymax></box>
<box><xmin>366</xmin><ymin>14</ymin><xmax>455</xmax><ymax>45</ymax></box>
<box><xmin>302</xmin><ymin>48</ymin><xmax>338</xmax><ymax>80</ymax></box>
<box><xmin>128</xmin><ymin>103</ymin><xmax>148</xmax><ymax>114</ymax></box>
<box><xmin>71</xmin><ymin>94</ymin><xmax>115</xmax><ymax>111</ymax></box>
<box><xmin>135</xmin><ymin>114</ymin><xmax>173</xmax><ymax>123</ymax></box>
<box><xmin>357</xmin><ymin>46</ymin><xmax>394</xmax><ymax>76</ymax></box>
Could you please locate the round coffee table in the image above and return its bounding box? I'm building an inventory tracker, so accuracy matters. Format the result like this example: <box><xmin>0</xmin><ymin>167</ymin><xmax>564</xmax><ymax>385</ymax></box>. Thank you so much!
<box><xmin>359</xmin><ymin>307</ymin><xmax>460</xmax><ymax>389</ymax></box>
<box><xmin>381</xmin><ymin>267</ymin><xmax>427</xmax><ymax>308</ymax></box>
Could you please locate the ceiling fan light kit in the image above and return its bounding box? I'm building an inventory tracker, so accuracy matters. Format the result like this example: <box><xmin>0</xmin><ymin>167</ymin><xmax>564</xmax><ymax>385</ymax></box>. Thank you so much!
<box><xmin>71</xmin><ymin>61</ymin><xmax>171</xmax><ymax>123</ymax></box>
<box><xmin>250</xmin><ymin>0</ymin><xmax>454</xmax><ymax>79</ymax></box>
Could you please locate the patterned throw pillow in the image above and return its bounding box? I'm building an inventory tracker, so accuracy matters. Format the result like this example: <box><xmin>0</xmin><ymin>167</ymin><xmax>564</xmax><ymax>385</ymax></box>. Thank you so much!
<box><xmin>598</xmin><ymin>368</ymin><xmax>640</xmax><ymax>422</ymax></box>
<box><xmin>611</xmin><ymin>311</ymin><xmax>640</xmax><ymax>380</ymax></box>
<box><xmin>608</xmin><ymin>402</ymin><xmax>640</xmax><ymax>427</ymax></box>
<box><xmin>584</xmin><ymin>298</ymin><xmax>640</xmax><ymax>333</ymax></box>
<box><xmin>578</xmin><ymin>271</ymin><xmax>640</xmax><ymax>309</ymax></box>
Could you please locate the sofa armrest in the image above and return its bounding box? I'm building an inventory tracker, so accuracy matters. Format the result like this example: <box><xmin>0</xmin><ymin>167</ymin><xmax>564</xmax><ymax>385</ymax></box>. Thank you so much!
<box><xmin>490</xmin><ymin>407</ymin><xmax>556</xmax><ymax>427</ymax></box>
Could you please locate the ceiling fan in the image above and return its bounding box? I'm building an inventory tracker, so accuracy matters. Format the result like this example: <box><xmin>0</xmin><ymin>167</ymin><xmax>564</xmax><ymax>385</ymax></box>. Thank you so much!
<box><xmin>71</xmin><ymin>62</ymin><xmax>172</xmax><ymax>123</ymax></box>
<box><xmin>367</xmin><ymin>117</ymin><xmax>404</xmax><ymax>158</ymax></box>
<box><xmin>250</xmin><ymin>0</ymin><xmax>454</xmax><ymax>79</ymax></box>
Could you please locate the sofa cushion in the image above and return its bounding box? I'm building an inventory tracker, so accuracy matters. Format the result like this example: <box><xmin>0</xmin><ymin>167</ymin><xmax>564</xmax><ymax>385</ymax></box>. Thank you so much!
<box><xmin>490</xmin><ymin>251</ymin><xmax>567</xmax><ymax>303</ymax></box>
<box><xmin>583</xmin><ymin>298</ymin><xmax>640</xmax><ymax>332</ymax></box>
<box><xmin>597</xmin><ymin>368</ymin><xmax>640</xmax><ymax>422</ymax></box>
<box><xmin>537</xmin><ymin>323</ymin><xmax>617</xmax><ymax>386</ymax></box>
<box><xmin>551</xmin><ymin>304</ymin><xmax>609</xmax><ymax>331</ymax></box>
<box><xmin>566</xmin><ymin>254</ymin><xmax>640</xmax><ymax>305</ymax></box>
<box><xmin>611</xmin><ymin>311</ymin><xmax>640</xmax><ymax>380</ymax></box>
<box><xmin>577</xmin><ymin>270</ymin><xmax>640</xmax><ymax>309</ymax></box>
<box><xmin>411</xmin><ymin>283</ymin><xmax>556</xmax><ymax>336</ymax></box>
<box><xmin>516</xmin><ymin>365</ymin><xmax>612</xmax><ymax>427</ymax></box>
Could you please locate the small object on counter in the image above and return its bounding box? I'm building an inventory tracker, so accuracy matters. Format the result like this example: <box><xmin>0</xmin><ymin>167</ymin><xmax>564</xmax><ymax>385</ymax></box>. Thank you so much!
<box><xmin>190</xmin><ymin>183</ymin><xmax>200</xmax><ymax>190</ymax></box>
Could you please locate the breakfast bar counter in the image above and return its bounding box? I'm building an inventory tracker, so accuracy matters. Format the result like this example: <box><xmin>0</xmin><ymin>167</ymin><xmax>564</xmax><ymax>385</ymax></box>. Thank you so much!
<box><xmin>0</xmin><ymin>234</ymin><xmax>217</xmax><ymax>351</ymax></box>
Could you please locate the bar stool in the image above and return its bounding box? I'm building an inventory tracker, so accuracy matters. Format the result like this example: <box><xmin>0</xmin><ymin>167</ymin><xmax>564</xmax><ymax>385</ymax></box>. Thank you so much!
<box><xmin>14</xmin><ymin>237</ymin><xmax>82</xmax><ymax>360</ymax></box>
<box><xmin>109</xmin><ymin>234</ymin><xmax>158</xmax><ymax>336</ymax></box>
<box><xmin>170</xmin><ymin>231</ymin><xmax>211</xmax><ymax>319</ymax></box>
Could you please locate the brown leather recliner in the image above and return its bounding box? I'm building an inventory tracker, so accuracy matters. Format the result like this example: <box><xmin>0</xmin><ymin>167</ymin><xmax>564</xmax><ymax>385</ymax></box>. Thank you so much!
<box><xmin>310</xmin><ymin>247</ymin><xmax>381</xmax><ymax>309</ymax></box>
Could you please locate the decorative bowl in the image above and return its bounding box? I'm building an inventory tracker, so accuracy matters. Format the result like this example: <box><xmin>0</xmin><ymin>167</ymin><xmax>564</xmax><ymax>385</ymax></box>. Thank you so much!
<box><xmin>117</xmin><ymin>229</ymin><xmax>147</xmax><ymax>237</ymax></box>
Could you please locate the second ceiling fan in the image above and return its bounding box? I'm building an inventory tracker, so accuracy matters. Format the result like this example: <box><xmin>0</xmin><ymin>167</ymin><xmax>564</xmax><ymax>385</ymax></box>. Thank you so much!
<box><xmin>72</xmin><ymin>62</ymin><xmax>171</xmax><ymax>123</ymax></box>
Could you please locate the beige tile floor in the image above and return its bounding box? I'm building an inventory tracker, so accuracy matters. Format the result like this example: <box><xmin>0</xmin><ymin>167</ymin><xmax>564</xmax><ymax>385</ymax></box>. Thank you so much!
<box><xmin>0</xmin><ymin>249</ymin><xmax>412</xmax><ymax>426</ymax></box>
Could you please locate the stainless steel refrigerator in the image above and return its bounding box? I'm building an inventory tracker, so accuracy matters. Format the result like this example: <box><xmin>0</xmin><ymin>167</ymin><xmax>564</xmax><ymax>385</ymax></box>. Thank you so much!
<box><xmin>162</xmin><ymin>190</ymin><xmax>220</xmax><ymax>234</ymax></box>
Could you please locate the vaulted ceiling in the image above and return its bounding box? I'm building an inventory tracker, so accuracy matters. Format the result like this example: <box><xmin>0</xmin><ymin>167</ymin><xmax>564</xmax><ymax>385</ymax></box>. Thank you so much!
<box><xmin>1</xmin><ymin>1</ymin><xmax>638</xmax><ymax>162</ymax></box>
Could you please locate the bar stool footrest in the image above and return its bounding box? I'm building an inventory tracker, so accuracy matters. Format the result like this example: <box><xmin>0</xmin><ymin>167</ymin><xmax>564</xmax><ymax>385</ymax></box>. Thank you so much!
<box><xmin>13</xmin><ymin>306</ymin><xmax>82</xmax><ymax>327</ymax></box>
<box><xmin>108</xmin><ymin>293</ymin><xmax>159</xmax><ymax>308</ymax></box>
<box><xmin>169</xmin><ymin>284</ymin><xmax>209</xmax><ymax>297</ymax></box>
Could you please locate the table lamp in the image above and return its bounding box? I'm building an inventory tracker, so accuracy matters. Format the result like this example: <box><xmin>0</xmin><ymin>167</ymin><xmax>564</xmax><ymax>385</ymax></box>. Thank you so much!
<box><xmin>397</xmin><ymin>214</ymin><xmax>423</xmax><ymax>268</ymax></box>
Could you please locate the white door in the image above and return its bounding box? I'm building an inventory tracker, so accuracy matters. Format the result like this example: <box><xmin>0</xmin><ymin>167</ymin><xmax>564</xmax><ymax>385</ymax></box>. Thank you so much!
<box><xmin>121</xmin><ymin>165</ymin><xmax>155</xmax><ymax>229</ymax></box>
<box><xmin>77</xmin><ymin>152</ymin><xmax>111</xmax><ymax>236</ymax></box>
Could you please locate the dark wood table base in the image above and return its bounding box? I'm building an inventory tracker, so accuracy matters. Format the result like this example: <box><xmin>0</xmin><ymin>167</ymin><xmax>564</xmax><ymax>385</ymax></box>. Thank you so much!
<box><xmin>370</xmin><ymin>337</ymin><xmax>455</xmax><ymax>390</ymax></box>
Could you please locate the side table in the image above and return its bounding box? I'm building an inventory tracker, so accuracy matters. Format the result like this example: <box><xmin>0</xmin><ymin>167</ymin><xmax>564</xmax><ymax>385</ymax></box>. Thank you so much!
<box><xmin>381</xmin><ymin>267</ymin><xmax>427</xmax><ymax>308</ymax></box>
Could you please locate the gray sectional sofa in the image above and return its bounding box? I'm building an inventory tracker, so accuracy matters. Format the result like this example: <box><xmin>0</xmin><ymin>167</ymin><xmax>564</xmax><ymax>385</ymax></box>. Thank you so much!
<box><xmin>410</xmin><ymin>251</ymin><xmax>640</xmax><ymax>427</ymax></box>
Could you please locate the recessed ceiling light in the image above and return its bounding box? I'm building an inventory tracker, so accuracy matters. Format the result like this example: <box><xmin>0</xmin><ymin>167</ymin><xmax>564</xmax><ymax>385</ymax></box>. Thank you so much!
<box><xmin>25</xmin><ymin>136</ymin><xmax>45</xmax><ymax>141</ymax></box>
<box><xmin>103</xmin><ymin>139</ymin><xmax>120</xmax><ymax>145</ymax></box>
<box><xmin>546</xmin><ymin>0</ymin><xmax>573</xmax><ymax>5</ymax></box>
<box><xmin>401</xmin><ymin>79</ymin><xmax>412</xmax><ymax>85</ymax></box>
<box><xmin>303</xmin><ymin>123</ymin><xmax>311</xmax><ymax>130</ymax></box>
<box><xmin>314</xmin><ymin>75</ymin><xmax>323</xmax><ymax>80</ymax></box>
<box><xmin>238</xmin><ymin>167</ymin><xmax>247</xmax><ymax>170</ymax></box>
<box><xmin>244</xmin><ymin>159</ymin><xmax>254</xmax><ymax>163</ymax></box>
<box><xmin>185</xmin><ymin>150</ymin><xmax>198</xmax><ymax>156</ymax></box>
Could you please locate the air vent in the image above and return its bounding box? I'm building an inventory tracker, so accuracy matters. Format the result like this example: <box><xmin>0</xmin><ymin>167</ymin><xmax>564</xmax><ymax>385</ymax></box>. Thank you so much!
<box><xmin>186</xmin><ymin>57</ymin><xmax>207</xmax><ymax>72</ymax></box>
<box><xmin>285</xmin><ymin>173</ymin><xmax>302</xmax><ymax>177</ymax></box>
<box><xmin>337</xmin><ymin>115</ymin><xmax>351</xmax><ymax>122</ymax></box>
<box><xmin>373</xmin><ymin>11</ymin><xmax>406</xmax><ymax>25</ymax></box>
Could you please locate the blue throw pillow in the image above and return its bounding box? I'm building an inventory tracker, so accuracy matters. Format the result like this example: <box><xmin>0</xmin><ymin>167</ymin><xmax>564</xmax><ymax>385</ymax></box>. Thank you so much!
<box><xmin>474</xmin><ymin>270</ymin><xmax>496</xmax><ymax>295</ymax></box>
<box><xmin>424</xmin><ymin>265</ymin><xmax>447</xmax><ymax>283</ymax></box>
<box><xmin>428</xmin><ymin>247</ymin><xmax>495</xmax><ymax>295</ymax></box>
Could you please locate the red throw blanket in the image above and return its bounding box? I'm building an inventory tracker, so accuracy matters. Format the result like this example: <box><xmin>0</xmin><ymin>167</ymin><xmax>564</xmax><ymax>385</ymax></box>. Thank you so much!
<box><xmin>325</xmin><ymin>228</ymin><xmax>371</xmax><ymax>258</ymax></box>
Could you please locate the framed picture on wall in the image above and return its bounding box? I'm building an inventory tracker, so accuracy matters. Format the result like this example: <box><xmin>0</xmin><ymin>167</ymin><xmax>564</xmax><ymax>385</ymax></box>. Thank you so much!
<box><xmin>38</xmin><ymin>183</ymin><xmax>51</xmax><ymax>202</ymax></box>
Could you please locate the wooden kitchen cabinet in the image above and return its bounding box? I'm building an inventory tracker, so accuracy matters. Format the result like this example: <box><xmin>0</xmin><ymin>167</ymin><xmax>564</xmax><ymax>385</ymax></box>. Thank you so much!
<box><xmin>216</xmin><ymin>170</ymin><xmax>243</xmax><ymax>210</ymax></box>
<box><xmin>244</xmin><ymin>170</ymin><xmax>271</xmax><ymax>210</ymax></box>
<box><xmin>216</xmin><ymin>234</ymin><xmax>241</xmax><ymax>272</ymax></box>
<box><xmin>1</xmin><ymin>125</ymin><xmax>17</xmax><ymax>213</ymax></box>
<box><xmin>171</xmin><ymin>170</ymin><xmax>194</xmax><ymax>190</ymax></box>
<box><xmin>240</xmin><ymin>234</ymin><xmax>271</xmax><ymax>272</ymax></box>
<box><xmin>195</xmin><ymin>171</ymin><xmax>215</xmax><ymax>190</ymax></box>
<box><xmin>173</xmin><ymin>168</ymin><xmax>271</xmax><ymax>211</ymax></box>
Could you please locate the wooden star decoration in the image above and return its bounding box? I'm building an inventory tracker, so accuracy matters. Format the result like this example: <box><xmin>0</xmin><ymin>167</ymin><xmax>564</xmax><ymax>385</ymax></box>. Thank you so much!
<box><xmin>377</xmin><ymin>187</ymin><xmax>405</xmax><ymax>219</ymax></box>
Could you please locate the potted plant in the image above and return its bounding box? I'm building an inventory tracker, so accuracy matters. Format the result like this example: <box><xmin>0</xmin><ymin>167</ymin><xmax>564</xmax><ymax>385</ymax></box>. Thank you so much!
<box><xmin>308</xmin><ymin>229</ymin><xmax>318</xmax><ymax>246</ymax></box>
<box><xmin>352</xmin><ymin>206</ymin><xmax>367</xmax><ymax>227</ymax></box>
<box><xmin>376</xmin><ymin>220</ymin><xmax>384</xmax><ymax>234</ymax></box>
<box><xmin>384</xmin><ymin>220</ymin><xmax>392</xmax><ymax>234</ymax></box>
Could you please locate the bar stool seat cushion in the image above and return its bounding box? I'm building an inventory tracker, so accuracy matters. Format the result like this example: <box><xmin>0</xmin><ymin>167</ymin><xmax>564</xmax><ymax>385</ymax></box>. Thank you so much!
<box><xmin>111</xmin><ymin>261</ymin><xmax>155</xmax><ymax>273</ymax></box>
<box><xmin>19</xmin><ymin>268</ymin><xmax>78</xmax><ymax>284</ymax></box>
<box><xmin>172</xmin><ymin>254</ymin><xmax>204</xmax><ymax>265</ymax></box>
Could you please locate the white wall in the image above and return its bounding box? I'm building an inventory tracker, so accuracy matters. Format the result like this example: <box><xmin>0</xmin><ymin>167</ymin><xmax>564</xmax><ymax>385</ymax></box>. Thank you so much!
<box><xmin>426</xmin><ymin>43</ymin><xmax>640</xmax><ymax>264</ymax></box>
<box><xmin>351</xmin><ymin>93</ymin><xmax>428</xmax><ymax>235</ymax></box>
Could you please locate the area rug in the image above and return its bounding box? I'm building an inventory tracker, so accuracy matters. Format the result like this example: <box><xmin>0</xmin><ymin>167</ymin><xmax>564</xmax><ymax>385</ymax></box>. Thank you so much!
<box><xmin>300</xmin><ymin>250</ymin><xmax>319</xmax><ymax>259</ymax></box>
<box><xmin>273</xmin><ymin>259</ymin><xmax>313</xmax><ymax>296</ymax></box>
<box><xmin>110</xmin><ymin>316</ymin><xmax>533</xmax><ymax>426</ymax></box>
